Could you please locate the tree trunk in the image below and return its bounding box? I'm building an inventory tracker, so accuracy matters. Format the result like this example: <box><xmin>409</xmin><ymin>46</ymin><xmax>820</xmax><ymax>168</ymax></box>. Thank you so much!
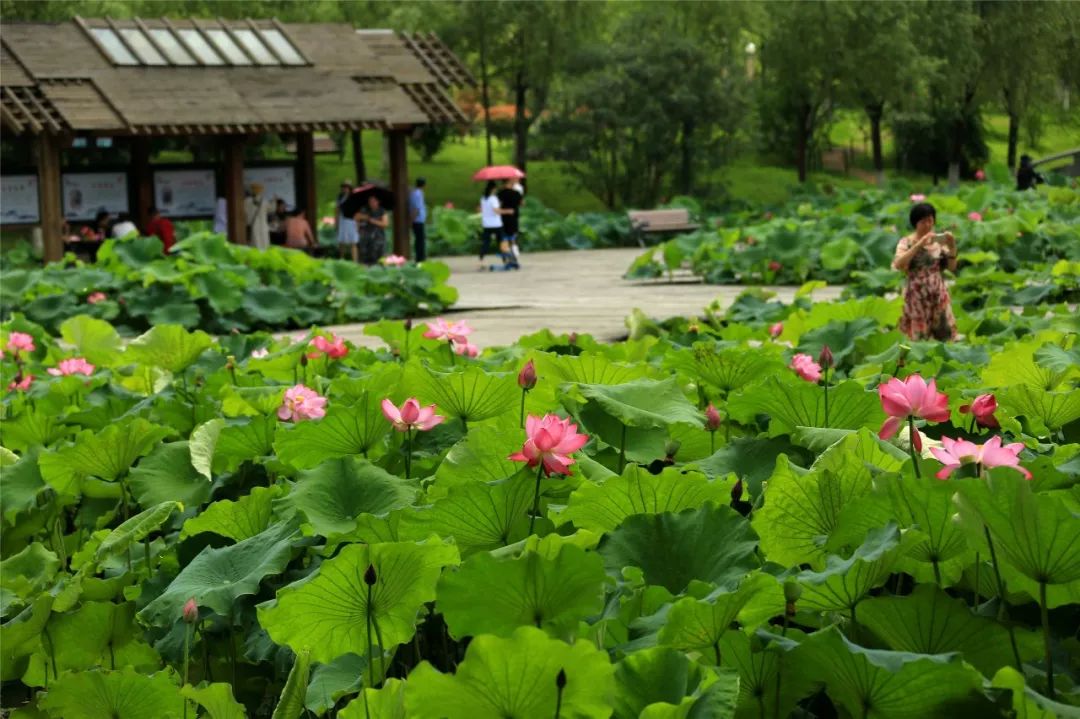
<box><xmin>1007</xmin><ymin>113</ymin><xmax>1020</xmax><ymax>171</ymax></box>
<box><xmin>513</xmin><ymin>72</ymin><xmax>528</xmax><ymax>174</ymax></box>
<box><xmin>479</xmin><ymin>28</ymin><xmax>493</xmax><ymax>167</ymax></box>
<box><xmin>796</xmin><ymin>105</ymin><xmax>810</xmax><ymax>183</ymax></box>
<box><xmin>351</xmin><ymin>130</ymin><xmax>366</xmax><ymax>183</ymax></box>
<box><xmin>865</xmin><ymin>101</ymin><xmax>885</xmax><ymax>183</ymax></box>
<box><xmin>678</xmin><ymin>118</ymin><xmax>694</xmax><ymax>195</ymax></box>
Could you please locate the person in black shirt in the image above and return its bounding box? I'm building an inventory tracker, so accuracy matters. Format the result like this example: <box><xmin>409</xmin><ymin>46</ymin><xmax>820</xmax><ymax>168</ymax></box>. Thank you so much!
<box><xmin>496</xmin><ymin>179</ymin><xmax>524</xmax><ymax>263</ymax></box>
<box><xmin>1016</xmin><ymin>155</ymin><xmax>1045</xmax><ymax>191</ymax></box>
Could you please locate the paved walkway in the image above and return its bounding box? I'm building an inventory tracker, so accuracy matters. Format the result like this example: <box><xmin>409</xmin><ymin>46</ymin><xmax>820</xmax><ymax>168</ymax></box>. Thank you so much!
<box><xmin>326</xmin><ymin>248</ymin><xmax>843</xmax><ymax>348</ymax></box>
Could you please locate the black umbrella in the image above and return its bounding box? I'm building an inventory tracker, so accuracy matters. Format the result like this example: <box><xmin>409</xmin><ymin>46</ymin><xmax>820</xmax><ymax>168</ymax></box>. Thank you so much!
<box><xmin>339</xmin><ymin>183</ymin><xmax>395</xmax><ymax>219</ymax></box>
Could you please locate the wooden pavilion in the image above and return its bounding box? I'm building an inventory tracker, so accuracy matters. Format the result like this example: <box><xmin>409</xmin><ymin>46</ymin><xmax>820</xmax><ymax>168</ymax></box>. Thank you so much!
<box><xmin>0</xmin><ymin>18</ymin><xmax>472</xmax><ymax>262</ymax></box>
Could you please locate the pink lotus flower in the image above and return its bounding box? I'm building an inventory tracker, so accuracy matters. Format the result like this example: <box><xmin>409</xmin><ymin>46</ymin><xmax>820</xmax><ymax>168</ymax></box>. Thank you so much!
<box><xmin>444</xmin><ymin>201</ymin><xmax>455</xmax><ymax>209</ymax></box>
<box><xmin>769</xmin><ymin>322</ymin><xmax>783</xmax><ymax>339</ymax></box>
<box><xmin>6</xmin><ymin>332</ymin><xmax>35</xmax><ymax>355</ymax></box>
<box><xmin>818</xmin><ymin>345</ymin><xmax>833</xmax><ymax>370</ymax></box>
<box><xmin>930</xmin><ymin>435</ymin><xmax>1031</xmax><ymax>480</ymax></box>
<box><xmin>518</xmin><ymin>360</ymin><xmax>537</xmax><ymax>390</ymax></box>
<box><xmin>767</xmin><ymin>260</ymin><xmax>782</xmax><ymax>272</ymax></box>
<box><xmin>968</xmin><ymin>211</ymin><xmax>983</xmax><ymax>222</ymax></box>
<box><xmin>320</xmin><ymin>216</ymin><xmax>336</xmax><ymax>227</ymax></box>
<box><xmin>960</xmin><ymin>393</ymin><xmax>999</xmax><ymax>429</ymax></box>
<box><xmin>974</xmin><ymin>169</ymin><xmax>986</xmax><ymax>181</ymax></box>
<box><xmin>381</xmin><ymin>397</ymin><xmax>444</xmax><ymax>432</ymax></box>
<box><xmin>182</xmin><ymin>597</ymin><xmax>199</xmax><ymax>624</ymax></box>
<box><xmin>308</xmin><ymin>334</ymin><xmax>348</xmax><ymax>360</ymax></box>
<box><xmin>278</xmin><ymin>384</ymin><xmax>327</xmax><ymax>422</ymax></box>
<box><xmin>47</xmin><ymin>357</ymin><xmax>94</xmax><ymax>377</ymax></box>
<box><xmin>382</xmin><ymin>254</ymin><xmax>407</xmax><ymax>267</ymax></box>
<box><xmin>87</xmin><ymin>292</ymin><xmax>107</xmax><ymax>304</ymax></box>
<box><xmin>705</xmin><ymin>403</ymin><xmax>722</xmax><ymax>432</ymax></box>
<box><xmin>910</xmin><ymin>194</ymin><xmax>926</xmax><ymax>202</ymax></box>
<box><xmin>423</xmin><ymin>318</ymin><xmax>473</xmax><ymax>345</ymax></box>
<box><xmin>7</xmin><ymin>375</ymin><xmax>33</xmax><ymax>392</ymax></box>
<box><xmin>250</xmin><ymin>347</ymin><xmax>270</xmax><ymax>359</ymax></box>
<box><xmin>878</xmin><ymin>375</ymin><xmax>950</xmax><ymax>450</ymax></box>
<box><xmin>452</xmin><ymin>340</ymin><xmax>479</xmax><ymax>358</ymax></box>
<box><xmin>789</xmin><ymin>354</ymin><xmax>822</xmax><ymax>383</ymax></box>
<box><xmin>509</xmin><ymin>414</ymin><xmax>589</xmax><ymax>477</ymax></box>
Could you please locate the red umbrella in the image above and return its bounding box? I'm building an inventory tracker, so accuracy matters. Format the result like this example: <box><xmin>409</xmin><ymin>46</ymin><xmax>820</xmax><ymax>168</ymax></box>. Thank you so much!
<box><xmin>472</xmin><ymin>165</ymin><xmax>526</xmax><ymax>181</ymax></box>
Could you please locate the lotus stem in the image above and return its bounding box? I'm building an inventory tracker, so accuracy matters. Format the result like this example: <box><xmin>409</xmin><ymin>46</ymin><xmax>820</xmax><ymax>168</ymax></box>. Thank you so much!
<box><xmin>366</xmin><ymin>583</ymin><xmax>376</xmax><ymax>689</ymax></box>
<box><xmin>985</xmin><ymin>525</ymin><xmax>1024</xmax><ymax>672</ymax></box>
<box><xmin>182</xmin><ymin>622</ymin><xmax>192</xmax><ymax>718</ymax></box>
<box><xmin>519</xmin><ymin>389</ymin><xmax>527</xmax><ymax>429</ymax></box>
<box><xmin>932</xmin><ymin>559</ymin><xmax>942</xmax><ymax>586</ymax></box>
<box><xmin>973</xmin><ymin>553</ymin><xmax>980</xmax><ymax>608</ymax></box>
<box><xmin>404</xmin><ymin>429</ymin><xmax>412</xmax><ymax>479</ymax></box>
<box><xmin>618</xmin><ymin>423</ymin><xmax>627</xmax><ymax>474</ymax></box>
<box><xmin>713</xmin><ymin>641</ymin><xmax>721</xmax><ymax>665</ymax></box>
<box><xmin>822</xmin><ymin>368</ymin><xmax>829</xmax><ymax>427</ymax></box>
<box><xmin>907</xmin><ymin>416</ymin><xmax>921</xmax><ymax>479</ymax></box>
<box><xmin>43</xmin><ymin>626</ymin><xmax>58</xmax><ymax>684</ymax></box>
<box><xmin>529</xmin><ymin>465</ymin><xmax>545</xmax><ymax>535</ymax></box>
<box><xmin>1040</xmin><ymin>581</ymin><xmax>1054</xmax><ymax>699</ymax></box>
<box><xmin>709</xmin><ymin>430</ymin><xmax>715</xmax><ymax>455</ymax></box>
<box><xmin>446</xmin><ymin>341</ymin><xmax>455</xmax><ymax>367</ymax></box>
<box><xmin>372</xmin><ymin>615</ymin><xmax>387</xmax><ymax>688</ymax></box>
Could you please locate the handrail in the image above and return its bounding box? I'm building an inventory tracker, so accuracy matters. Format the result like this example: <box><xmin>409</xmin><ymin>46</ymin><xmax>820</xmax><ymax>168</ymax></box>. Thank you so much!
<box><xmin>1031</xmin><ymin>147</ymin><xmax>1080</xmax><ymax>166</ymax></box>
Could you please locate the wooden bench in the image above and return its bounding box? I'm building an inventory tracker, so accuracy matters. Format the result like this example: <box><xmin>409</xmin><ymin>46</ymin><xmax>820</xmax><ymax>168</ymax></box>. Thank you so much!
<box><xmin>627</xmin><ymin>208</ymin><xmax>700</xmax><ymax>247</ymax></box>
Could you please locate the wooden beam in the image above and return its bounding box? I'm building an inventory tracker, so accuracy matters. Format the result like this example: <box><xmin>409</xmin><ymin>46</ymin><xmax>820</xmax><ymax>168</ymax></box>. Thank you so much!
<box><xmin>130</xmin><ymin>136</ymin><xmax>153</xmax><ymax>231</ymax></box>
<box><xmin>37</xmin><ymin>133</ymin><xmax>63</xmax><ymax>263</ymax></box>
<box><xmin>135</xmin><ymin>18</ymin><xmax>173</xmax><ymax>64</ymax></box>
<box><xmin>246</xmin><ymin>18</ymin><xmax>287</xmax><ymax>64</ymax></box>
<box><xmin>3</xmin><ymin>88</ymin><xmax>41</xmax><ymax>133</ymax></box>
<box><xmin>222</xmin><ymin>134</ymin><xmax>246</xmax><ymax>244</ymax></box>
<box><xmin>24</xmin><ymin>91</ymin><xmax>62</xmax><ymax>134</ymax></box>
<box><xmin>270</xmin><ymin>18</ymin><xmax>311</xmax><ymax>65</ymax></box>
<box><xmin>295</xmin><ymin>131</ymin><xmax>317</xmax><ymax>217</ymax></box>
<box><xmin>164</xmin><ymin>17</ymin><xmax>209</xmax><ymax>67</ymax></box>
<box><xmin>217</xmin><ymin>18</ymin><xmax>259</xmax><ymax>65</ymax></box>
<box><xmin>387</xmin><ymin>128</ymin><xmax>410</xmax><ymax>259</ymax></box>
<box><xmin>1</xmin><ymin>104</ymin><xmax>24</xmax><ymax>134</ymax></box>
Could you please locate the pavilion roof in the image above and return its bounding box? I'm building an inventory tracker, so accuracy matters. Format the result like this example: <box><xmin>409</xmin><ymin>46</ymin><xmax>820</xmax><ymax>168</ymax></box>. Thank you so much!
<box><xmin>0</xmin><ymin>18</ymin><xmax>472</xmax><ymax>135</ymax></box>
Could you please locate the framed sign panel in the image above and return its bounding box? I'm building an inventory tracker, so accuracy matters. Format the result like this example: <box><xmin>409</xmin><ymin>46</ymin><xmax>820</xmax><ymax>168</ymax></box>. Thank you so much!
<box><xmin>62</xmin><ymin>172</ymin><xmax>129</xmax><ymax>221</ymax></box>
<box><xmin>1</xmin><ymin>175</ymin><xmax>39</xmax><ymax>224</ymax></box>
<box><xmin>154</xmin><ymin>169</ymin><xmax>216</xmax><ymax>217</ymax></box>
<box><xmin>244</xmin><ymin>166</ymin><xmax>295</xmax><ymax>208</ymax></box>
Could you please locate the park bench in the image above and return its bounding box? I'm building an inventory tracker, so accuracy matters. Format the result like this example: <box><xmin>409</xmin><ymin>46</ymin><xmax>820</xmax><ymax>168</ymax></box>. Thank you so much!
<box><xmin>627</xmin><ymin>209</ymin><xmax>700</xmax><ymax>248</ymax></box>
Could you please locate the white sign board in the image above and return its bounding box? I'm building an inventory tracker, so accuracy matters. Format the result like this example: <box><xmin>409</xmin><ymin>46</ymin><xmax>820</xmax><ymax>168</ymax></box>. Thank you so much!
<box><xmin>1</xmin><ymin>175</ymin><xmax>40</xmax><ymax>224</ymax></box>
<box><xmin>62</xmin><ymin>172</ymin><xmax>128</xmax><ymax>221</ymax></box>
<box><xmin>244</xmin><ymin>166</ymin><xmax>295</xmax><ymax>209</ymax></box>
<box><xmin>154</xmin><ymin>169</ymin><xmax>216</xmax><ymax>217</ymax></box>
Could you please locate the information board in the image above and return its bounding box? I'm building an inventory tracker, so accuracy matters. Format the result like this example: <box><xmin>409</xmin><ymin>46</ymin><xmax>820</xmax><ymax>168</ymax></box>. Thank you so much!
<box><xmin>0</xmin><ymin>175</ymin><xmax>39</xmax><ymax>224</ymax></box>
<box><xmin>62</xmin><ymin>172</ymin><xmax>129</xmax><ymax>221</ymax></box>
<box><xmin>244</xmin><ymin>166</ymin><xmax>295</xmax><ymax>209</ymax></box>
<box><xmin>154</xmin><ymin>169</ymin><xmax>216</xmax><ymax>217</ymax></box>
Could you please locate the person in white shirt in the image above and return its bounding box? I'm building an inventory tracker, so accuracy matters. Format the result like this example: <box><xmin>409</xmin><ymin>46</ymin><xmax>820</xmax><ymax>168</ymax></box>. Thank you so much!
<box><xmin>212</xmin><ymin>197</ymin><xmax>227</xmax><ymax>235</ymax></box>
<box><xmin>110</xmin><ymin>212</ymin><xmax>137</xmax><ymax>238</ymax></box>
<box><xmin>479</xmin><ymin>180</ymin><xmax>513</xmax><ymax>266</ymax></box>
<box><xmin>244</xmin><ymin>183</ymin><xmax>271</xmax><ymax>250</ymax></box>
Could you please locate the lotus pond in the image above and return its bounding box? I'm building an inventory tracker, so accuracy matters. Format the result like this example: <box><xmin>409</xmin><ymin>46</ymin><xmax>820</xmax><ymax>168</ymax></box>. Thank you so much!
<box><xmin>2</xmin><ymin>244</ymin><xmax>1079</xmax><ymax>719</ymax></box>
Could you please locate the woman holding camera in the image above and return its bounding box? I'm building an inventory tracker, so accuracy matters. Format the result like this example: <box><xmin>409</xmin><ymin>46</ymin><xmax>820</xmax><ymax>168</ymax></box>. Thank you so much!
<box><xmin>892</xmin><ymin>202</ymin><xmax>957</xmax><ymax>341</ymax></box>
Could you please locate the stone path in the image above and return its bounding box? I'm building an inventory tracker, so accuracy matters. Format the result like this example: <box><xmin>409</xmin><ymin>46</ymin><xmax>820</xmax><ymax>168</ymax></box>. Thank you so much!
<box><xmin>325</xmin><ymin>248</ymin><xmax>843</xmax><ymax>349</ymax></box>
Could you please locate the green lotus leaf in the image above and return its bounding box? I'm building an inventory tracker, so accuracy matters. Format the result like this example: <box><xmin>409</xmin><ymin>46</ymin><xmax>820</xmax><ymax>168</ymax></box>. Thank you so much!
<box><xmin>338</xmin><ymin>678</ymin><xmax>406</xmax><ymax>719</ymax></box>
<box><xmin>180</xmin><ymin>683</ymin><xmax>247</xmax><ymax>719</ymax></box>
<box><xmin>1</xmin><ymin>595</ymin><xmax>53</xmax><ymax>681</ymax></box>
<box><xmin>558</xmin><ymin>465</ymin><xmax>736</xmax><ymax>533</ymax></box>
<box><xmin>191</xmin><ymin>271</ymin><xmax>246</xmax><ymax>315</ymax></box>
<box><xmin>727</xmin><ymin>376</ymin><xmax>883</xmax><ymax>437</ymax></box>
<box><xmin>430</xmin><ymin>423</ymin><xmax>522</xmax><ymax>497</ymax></box>
<box><xmin>717</xmin><ymin>629</ymin><xmax>818</xmax><ymax>719</ymax></box>
<box><xmin>534</xmin><ymin>351</ymin><xmax>644</xmax><ymax>387</ymax></box>
<box><xmin>127</xmin><ymin>441</ymin><xmax>212</xmax><ymax>511</ymax></box>
<box><xmin>612</xmin><ymin>646</ymin><xmax>739</xmax><ymax>719</ymax></box>
<box><xmin>576</xmin><ymin>377</ymin><xmax>703</xmax><ymax>430</ymax></box>
<box><xmin>305</xmin><ymin>653</ymin><xmax>367</xmax><ymax>715</ymax></box>
<box><xmin>396</xmin><ymin>471</ymin><xmax>534</xmax><ymax>555</ymax></box>
<box><xmin>796</xmin><ymin>524</ymin><xmax>900</xmax><ymax>614</ymax></box>
<box><xmin>181</xmin><ymin>486</ymin><xmax>281</xmax><ymax>542</ymax></box>
<box><xmin>1033</xmin><ymin>343</ymin><xmax>1080</xmax><ymax>376</ymax></box>
<box><xmin>139</xmin><ymin>519</ymin><xmax>298</xmax><ymax>626</ymax></box>
<box><xmin>97</xmin><ymin>235</ymin><xmax>164</xmax><ymax>269</ymax></box>
<box><xmin>989</xmin><ymin>666</ymin><xmax>1077</xmax><ymax>719</ymax></box>
<box><xmin>281</xmin><ymin>458</ymin><xmax>417</xmax><ymax>539</ymax></box>
<box><xmin>438</xmin><ymin>544</ymin><xmax>606</xmax><ymax>639</ymax></box>
<box><xmin>790</xmin><ymin>626</ymin><xmax>986</xmax><ymax>719</ymax></box>
<box><xmin>955</xmin><ymin>473</ymin><xmax>1080</xmax><ymax>606</ymax></box>
<box><xmin>38</xmin><ymin>417</ymin><xmax>171</xmax><ymax>496</ymax></box>
<box><xmin>820</xmin><ymin>236</ymin><xmax>861</xmax><ymax>271</ymax></box>
<box><xmin>0</xmin><ymin>410</ymin><xmax>70</xmax><ymax>453</ymax></box>
<box><xmin>257</xmin><ymin>540</ymin><xmax>459</xmax><ymax>664</ymax></box>
<box><xmin>599</xmin><ymin>504</ymin><xmax>758</xmax><ymax>594</ymax></box>
<box><xmin>409</xmin><ymin>364</ymin><xmax>517</xmax><ymax>423</ymax></box>
<box><xmin>666</xmin><ymin>343</ymin><xmax>786</xmax><ymax>398</ymax></box>
<box><xmin>59</xmin><ymin>315</ymin><xmax>122</xmax><ymax>367</ymax></box>
<box><xmin>38</xmin><ymin>667</ymin><xmax>183</xmax><ymax>719</ymax></box>
<box><xmin>691</xmin><ymin>437</ymin><xmax>810</xmax><ymax>499</ymax></box>
<box><xmin>242</xmin><ymin>286</ymin><xmax>295</xmax><ymax>326</ymax></box>
<box><xmin>274</xmin><ymin>393</ymin><xmax>389</xmax><ymax>470</ymax></box>
<box><xmin>859</xmin><ymin>584</ymin><xmax>1041</xmax><ymax>677</ymax></box>
<box><xmin>982</xmin><ymin>336</ymin><xmax>1078</xmax><ymax>392</ymax></box>
<box><xmin>220</xmin><ymin>386</ymin><xmax>287</xmax><ymax>418</ymax></box>
<box><xmin>779</xmin><ymin>296</ymin><xmax>901</xmax><ymax>342</ymax></box>
<box><xmin>95</xmin><ymin>501</ymin><xmax>181</xmax><ymax>564</ymax></box>
<box><xmin>404</xmin><ymin>627</ymin><xmax>614</xmax><ymax>719</ymax></box>
<box><xmin>998</xmin><ymin>385</ymin><xmax>1080</xmax><ymax>437</ymax></box>
<box><xmin>0</xmin><ymin>452</ymin><xmax>47</xmax><ymax>526</ymax></box>
<box><xmin>272</xmin><ymin>648</ymin><xmax>310</xmax><ymax>719</ymax></box>
<box><xmin>797</xmin><ymin>318</ymin><xmax>880</xmax><ymax>366</ymax></box>
<box><xmin>124</xmin><ymin>324</ymin><xmax>213</xmax><ymax>373</ymax></box>
<box><xmin>22</xmin><ymin>601</ymin><xmax>159</xmax><ymax>687</ymax></box>
<box><xmin>657</xmin><ymin>573</ymin><xmax>784</xmax><ymax>656</ymax></box>
<box><xmin>213</xmin><ymin>416</ymin><xmax>276</xmax><ymax>473</ymax></box>
<box><xmin>189</xmin><ymin>419</ymin><xmax>225</xmax><ymax>481</ymax></box>
<box><xmin>149</xmin><ymin>302</ymin><xmax>202</xmax><ymax>330</ymax></box>
<box><xmin>0</xmin><ymin>543</ymin><xmax>57</xmax><ymax>618</ymax></box>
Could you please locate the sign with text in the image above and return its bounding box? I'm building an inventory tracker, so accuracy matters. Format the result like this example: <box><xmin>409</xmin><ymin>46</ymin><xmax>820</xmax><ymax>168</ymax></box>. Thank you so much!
<box><xmin>244</xmin><ymin>166</ymin><xmax>296</xmax><ymax>209</ymax></box>
<box><xmin>154</xmin><ymin>169</ymin><xmax>216</xmax><ymax>217</ymax></box>
<box><xmin>1</xmin><ymin>175</ymin><xmax>40</xmax><ymax>224</ymax></box>
<box><xmin>62</xmin><ymin>172</ymin><xmax>129</xmax><ymax>221</ymax></box>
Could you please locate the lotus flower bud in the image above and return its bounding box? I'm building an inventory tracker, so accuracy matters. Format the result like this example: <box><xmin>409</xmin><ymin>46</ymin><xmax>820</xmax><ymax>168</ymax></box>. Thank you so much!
<box><xmin>664</xmin><ymin>439</ymin><xmax>681</xmax><ymax>460</ymax></box>
<box><xmin>705</xmin><ymin>403</ymin><xmax>722</xmax><ymax>432</ymax></box>
<box><xmin>730</xmin><ymin>478</ymin><xmax>743</xmax><ymax>503</ymax></box>
<box><xmin>518</xmin><ymin>360</ymin><xmax>537</xmax><ymax>390</ymax></box>
<box><xmin>567</xmin><ymin>332</ymin><xmax>577</xmax><ymax>346</ymax></box>
<box><xmin>225</xmin><ymin>355</ymin><xmax>236</xmax><ymax>372</ymax></box>
<box><xmin>364</xmin><ymin>564</ymin><xmax>377</xmax><ymax>586</ymax></box>
<box><xmin>768</xmin><ymin>322</ymin><xmax>783</xmax><ymax>339</ymax></box>
<box><xmin>182</xmin><ymin>597</ymin><xmax>198</xmax><ymax>624</ymax></box>
<box><xmin>783</xmin><ymin>580</ymin><xmax>801</xmax><ymax>616</ymax></box>
<box><xmin>405</xmin><ymin>317</ymin><xmax>413</xmax><ymax>332</ymax></box>
<box><xmin>688</xmin><ymin>323</ymin><xmax>700</xmax><ymax>334</ymax></box>
<box><xmin>556</xmin><ymin>668</ymin><xmax>567</xmax><ymax>689</ymax></box>
<box><xmin>818</xmin><ymin>344</ymin><xmax>833</xmax><ymax>370</ymax></box>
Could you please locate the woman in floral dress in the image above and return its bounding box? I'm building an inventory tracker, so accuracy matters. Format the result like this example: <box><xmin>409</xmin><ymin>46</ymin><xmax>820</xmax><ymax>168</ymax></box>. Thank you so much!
<box><xmin>892</xmin><ymin>202</ymin><xmax>958</xmax><ymax>341</ymax></box>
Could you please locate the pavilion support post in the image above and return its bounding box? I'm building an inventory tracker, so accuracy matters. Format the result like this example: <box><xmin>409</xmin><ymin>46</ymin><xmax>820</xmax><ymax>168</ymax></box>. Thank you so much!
<box><xmin>296</xmin><ymin>131</ymin><xmax>317</xmax><ymax>217</ymax></box>
<box><xmin>131</xmin><ymin>136</ymin><xmax>153</xmax><ymax>231</ymax></box>
<box><xmin>223</xmin><ymin>134</ymin><xmax>246</xmax><ymax>244</ymax></box>
<box><xmin>388</xmin><ymin>128</ymin><xmax>410</xmax><ymax>259</ymax></box>
<box><xmin>351</xmin><ymin>129</ymin><xmax>366</xmax><ymax>183</ymax></box>
<box><xmin>36</xmin><ymin>133</ymin><xmax>63</xmax><ymax>264</ymax></box>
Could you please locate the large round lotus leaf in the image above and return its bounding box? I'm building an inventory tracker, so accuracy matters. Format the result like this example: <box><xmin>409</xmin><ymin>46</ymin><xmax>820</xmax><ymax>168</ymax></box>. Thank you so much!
<box><xmin>273</xmin><ymin>648</ymin><xmax>311</xmax><ymax>719</ymax></box>
<box><xmin>727</xmin><ymin>376</ymin><xmax>883</xmax><ymax>437</ymax></box>
<box><xmin>38</xmin><ymin>666</ymin><xmax>182</xmax><ymax>719</ymax></box>
<box><xmin>180</xmin><ymin>485</ymin><xmax>280</xmax><ymax>542</ymax></box>
<box><xmin>796</xmin><ymin>524</ymin><xmax>901</xmax><ymax>614</ymax></box>
<box><xmin>0</xmin><ymin>543</ymin><xmax>58</xmax><ymax>617</ymax></box>
<box><xmin>1</xmin><ymin>595</ymin><xmax>53</xmax><ymax>681</ymax></box>
<box><xmin>257</xmin><ymin>541</ymin><xmax>459</xmax><ymax>664</ymax></box>
<box><xmin>242</xmin><ymin>286</ymin><xmax>295</xmax><ymax>326</ymax></box>
<box><xmin>558</xmin><ymin>465</ymin><xmax>736</xmax><ymax>533</ymax></box>
<box><xmin>338</xmin><ymin>678</ymin><xmax>406</xmax><ymax>719</ymax></box>
<box><xmin>127</xmin><ymin>441</ymin><xmax>212</xmax><ymax>512</ymax></box>
<box><xmin>139</xmin><ymin>520</ymin><xmax>297</xmax><ymax>626</ymax></box>
<box><xmin>59</xmin><ymin>315</ymin><xmax>123</xmax><ymax>367</ymax></box>
<box><xmin>124</xmin><ymin>325</ymin><xmax>213</xmax><ymax>373</ymax></box>
<box><xmin>438</xmin><ymin>544</ymin><xmax>606</xmax><ymax>639</ymax></box>
<box><xmin>180</xmin><ymin>682</ymin><xmax>246</xmax><ymax>719</ymax></box>
<box><xmin>657</xmin><ymin>573</ymin><xmax>783</xmax><ymax>656</ymax></box>
<box><xmin>796</xmin><ymin>318</ymin><xmax>880</xmax><ymax>366</ymax></box>
<box><xmin>282</xmin><ymin>458</ymin><xmax>417</xmax><ymax>538</ymax></box>
<box><xmin>38</xmin><ymin>418</ymin><xmax>172</xmax><ymax>497</ymax></box>
<box><xmin>612</xmin><ymin>646</ymin><xmax>740</xmax><ymax>719</ymax></box>
<box><xmin>305</xmin><ymin>653</ymin><xmax>367</xmax><ymax>715</ymax></box>
<box><xmin>408</xmin><ymin>364</ymin><xmax>517</xmax><ymax>423</ymax></box>
<box><xmin>212</xmin><ymin>416</ymin><xmax>276</xmax><ymax>473</ymax></box>
<box><xmin>404</xmin><ymin>627</ymin><xmax>614</xmax><ymax>719</ymax></box>
<box><xmin>789</xmin><ymin>626</ymin><xmax>987</xmax><ymax>719</ymax></box>
<box><xmin>576</xmin><ymin>377</ymin><xmax>703</xmax><ymax>430</ymax></box>
<box><xmin>665</xmin><ymin>342</ymin><xmax>786</xmax><ymax>397</ymax></box>
<box><xmin>598</xmin><ymin>504</ymin><xmax>758</xmax><ymax>594</ymax></box>
<box><xmin>717</xmin><ymin>629</ymin><xmax>819</xmax><ymax>719</ymax></box>
<box><xmin>148</xmin><ymin>301</ymin><xmax>201</xmax><ymax>329</ymax></box>
<box><xmin>431</xmin><ymin>424</ymin><xmax>522</xmax><ymax>497</ymax></box>
<box><xmin>274</xmin><ymin>394</ymin><xmax>389</xmax><ymax>470</ymax></box>
<box><xmin>858</xmin><ymin>584</ymin><xmax>1041</xmax><ymax>678</ymax></box>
